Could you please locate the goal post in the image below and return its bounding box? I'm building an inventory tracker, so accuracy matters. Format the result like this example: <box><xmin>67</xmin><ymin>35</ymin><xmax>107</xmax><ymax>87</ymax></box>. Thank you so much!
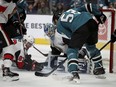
<box><xmin>99</xmin><ymin>9</ymin><xmax>116</xmax><ymax>73</ymax></box>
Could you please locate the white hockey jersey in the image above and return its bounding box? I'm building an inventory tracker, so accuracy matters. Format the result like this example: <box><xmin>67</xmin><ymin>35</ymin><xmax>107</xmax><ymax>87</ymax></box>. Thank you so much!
<box><xmin>0</xmin><ymin>0</ymin><xmax>16</xmax><ymax>23</ymax></box>
<box><xmin>50</xmin><ymin>30</ymin><xmax>68</xmax><ymax>53</ymax></box>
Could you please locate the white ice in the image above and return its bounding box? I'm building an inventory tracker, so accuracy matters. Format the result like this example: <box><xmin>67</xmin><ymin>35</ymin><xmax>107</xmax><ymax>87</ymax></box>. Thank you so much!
<box><xmin>0</xmin><ymin>44</ymin><xmax>116</xmax><ymax>87</ymax></box>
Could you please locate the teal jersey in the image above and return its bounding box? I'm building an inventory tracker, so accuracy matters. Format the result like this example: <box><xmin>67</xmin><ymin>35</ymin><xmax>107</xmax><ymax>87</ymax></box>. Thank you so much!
<box><xmin>57</xmin><ymin>4</ymin><xmax>102</xmax><ymax>38</ymax></box>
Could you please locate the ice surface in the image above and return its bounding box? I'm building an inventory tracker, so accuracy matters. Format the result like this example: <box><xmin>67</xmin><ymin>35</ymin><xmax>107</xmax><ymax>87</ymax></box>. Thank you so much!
<box><xmin>0</xmin><ymin>44</ymin><xmax>116</xmax><ymax>87</ymax></box>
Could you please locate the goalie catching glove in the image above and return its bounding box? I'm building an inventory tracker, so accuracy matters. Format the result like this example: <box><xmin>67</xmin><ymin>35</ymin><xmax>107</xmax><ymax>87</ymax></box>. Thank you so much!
<box><xmin>111</xmin><ymin>30</ymin><xmax>116</xmax><ymax>43</ymax></box>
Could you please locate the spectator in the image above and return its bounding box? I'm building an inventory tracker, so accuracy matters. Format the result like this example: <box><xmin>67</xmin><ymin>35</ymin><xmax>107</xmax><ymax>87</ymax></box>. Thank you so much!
<box><xmin>86</xmin><ymin>0</ymin><xmax>98</xmax><ymax>4</ymax></box>
<box><xmin>33</xmin><ymin>0</ymin><xmax>39</xmax><ymax>8</ymax></box>
<box><xmin>61</xmin><ymin>0</ymin><xmax>73</xmax><ymax>11</ymax></box>
<box><xmin>109</xmin><ymin>1</ymin><xmax>116</xmax><ymax>9</ymax></box>
<box><xmin>108</xmin><ymin>2</ymin><xmax>114</xmax><ymax>8</ymax></box>
<box><xmin>37</xmin><ymin>1</ymin><xmax>50</xmax><ymax>15</ymax></box>
<box><xmin>51</xmin><ymin>3</ymin><xmax>57</xmax><ymax>14</ymax></box>
<box><xmin>71</xmin><ymin>0</ymin><xmax>86</xmax><ymax>8</ymax></box>
<box><xmin>52</xmin><ymin>2</ymin><xmax>64</xmax><ymax>15</ymax></box>
<box><xmin>110</xmin><ymin>0</ymin><xmax>116</xmax><ymax>3</ymax></box>
<box><xmin>26</xmin><ymin>0</ymin><xmax>35</xmax><ymax>4</ymax></box>
<box><xmin>27</xmin><ymin>4</ymin><xmax>37</xmax><ymax>14</ymax></box>
<box><xmin>114</xmin><ymin>1</ymin><xmax>116</xmax><ymax>8</ymax></box>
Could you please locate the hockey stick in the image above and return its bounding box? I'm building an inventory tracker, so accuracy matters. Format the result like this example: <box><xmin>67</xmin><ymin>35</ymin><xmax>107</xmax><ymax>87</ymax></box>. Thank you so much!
<box><xmin>35</xmin><ymin>40</ymin><xmax>111</xmax><ymax>77</ymax></box>
<box><xmin>15</xmin><ymin>8</ymin><xmax>27</xmax><ymax>57</ymax></box>
<box><xmin>33</xmin><ymin>45</ymin><xmax>66</xmax><ymax>57</ymax></box>
<box><xmin>35</xmin><ymin>58</ymin><xmax>67</xmax><ymax>77</ymax></box>
<box><xmin>33</xmin><ymin>45</ymin><xmax>48</xmax><ymax>57</ymax></box>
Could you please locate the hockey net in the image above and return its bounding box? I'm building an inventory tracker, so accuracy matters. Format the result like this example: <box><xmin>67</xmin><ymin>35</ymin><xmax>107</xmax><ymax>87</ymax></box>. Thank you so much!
<box><xmin>98</xmin><ymin>9</ymin><xmax>116</xmax><ymax>73</ymax></box>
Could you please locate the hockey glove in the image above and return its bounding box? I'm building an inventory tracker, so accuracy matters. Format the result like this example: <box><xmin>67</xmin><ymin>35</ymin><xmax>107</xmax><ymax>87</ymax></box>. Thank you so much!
<box><xmin>23</xmin><ymin>54</ymin><xmax>44</xmax><ymax>71</ymax></box>
<box><xmin>95</xmin><ymin>13</ymin><xmax>107</xmax><ymax>24</ymax></box>
<box><xmin>23</xmin><ymin>54</ymin><xmax>33</xmax><ymax>71</ymax></box>
<box><xmin>13</xmin><ymin>21</ymin><xmax>27</xmax><ymax>35</ymax></box>
<box><xmin>31</xmin><ymin>60</ymin><xmax>44</xmax><ymax>71</ymax></box>
<box><xmin>111</xmin><ymin>30</ymin><xmax>116</xmax><ymax>43</ymax></box>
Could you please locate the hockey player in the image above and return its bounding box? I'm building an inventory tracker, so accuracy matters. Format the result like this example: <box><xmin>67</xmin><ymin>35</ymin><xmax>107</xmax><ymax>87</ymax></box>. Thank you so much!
<box><xmin>0</xmin><ymin>0</ymin><xmax>17</xmax><ymax>23</ymax></box>
<box><xmin>0</xmin><ymin>0</ymin><xmax>19</xmax><ymax>81</ymax></box>
<box><xmin>52</xmin><ymin>3</ymin><xmax>107</xmax><ymax>81</ymax></box>
<box><xmin>0</xmin><ymin>0</ymin><xmax>26</xmax><ymax>81</ymax></box>
<box><xmin>44</xmin><ymin>23</ymin><xmax>86</xmax><ymax>69</ymax></box>
<box><xmin>44</xmin><ymin>23</ymin><xmax>67</xmax><ymax>68</ymax></box>
<box><xmin>11</xmin><ymin>35</ymin><xmax>44</xmax><ymax>71</ymax></box>
<box><xmin>4</xmin><ymin>0</ymin><xmax>27</xmax><ymax>39</ymax></box>
<box><xmin>1</xmin><ymin>35</ymin><xmax>44</xmax><ymax>81</ymax></box>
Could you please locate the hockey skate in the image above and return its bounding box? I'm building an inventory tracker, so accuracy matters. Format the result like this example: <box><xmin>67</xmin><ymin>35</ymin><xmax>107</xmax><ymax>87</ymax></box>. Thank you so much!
<box><xmin>2</xmin><ymin>65</ymin><xmax>19</xmax><ymax>81</ymax></box>
<box><xmin>69</xmin><ymin>72</ymin><xmax>80</xmax><ymax>83</ymax></box>
<box><xmin>93</xmin><ymin>67</ymin><xmax>106</xmax><ymax>79</ymax></box>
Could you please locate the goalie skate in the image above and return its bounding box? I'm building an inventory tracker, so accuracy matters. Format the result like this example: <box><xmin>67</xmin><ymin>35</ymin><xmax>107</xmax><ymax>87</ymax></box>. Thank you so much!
<box><xmin>93</xmin><ymin>67</ymin><xmax>106</xmax><ymax>79</ymax></box>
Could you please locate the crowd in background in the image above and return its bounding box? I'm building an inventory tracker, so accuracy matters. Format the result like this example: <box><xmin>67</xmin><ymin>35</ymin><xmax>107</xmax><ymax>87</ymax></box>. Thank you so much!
<box><xmin>26</xmin><ymin>0</ymin><xmax>116</xmax><ymax>15</ymax></box>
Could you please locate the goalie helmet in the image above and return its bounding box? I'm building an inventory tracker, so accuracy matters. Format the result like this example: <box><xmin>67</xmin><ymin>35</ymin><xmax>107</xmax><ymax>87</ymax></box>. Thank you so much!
<box><xmin>23</xmin><ymin>35</ymin><xmax>34</xmax><ymax>49</ymax></box>
<box><xmin>44</xmin><ymin>23</ymin><xmax>56</xmax><ymax>40</ymax></box>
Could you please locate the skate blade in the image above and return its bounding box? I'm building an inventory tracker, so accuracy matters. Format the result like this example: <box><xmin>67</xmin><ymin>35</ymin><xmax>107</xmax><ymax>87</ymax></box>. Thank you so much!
<box><xmin>69</xmin><ymin>77</ymin><xmax>80</xmax><ymax>83</ymax></box>
<box><xmin>3</xmin><ymin>76</ymin><xmax>19</xmax><ymax>81</ymax></box>
<box><xmin>95</xmin><ymin>74</ymin><xmax>106</xmax><ymax>79</ymax></box>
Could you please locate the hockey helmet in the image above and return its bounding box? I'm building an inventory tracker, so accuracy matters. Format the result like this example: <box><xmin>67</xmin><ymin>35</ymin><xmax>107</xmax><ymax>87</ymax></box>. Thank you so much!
<box><xmin>23</xmin><ymin>35</ymin><xmax>34</xmax><ymax>49</ymax></box>
<box><xmin>44</xmin><ymin>23</ymin><xmax>56</xmax><ymax>40</ymax></box>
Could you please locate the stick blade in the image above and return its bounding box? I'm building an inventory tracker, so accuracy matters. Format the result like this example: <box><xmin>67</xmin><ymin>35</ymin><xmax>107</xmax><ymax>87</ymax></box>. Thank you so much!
<box><xmin>35</xmin><ymin>71</ymin><xmax>49</xmax><ymax>77</ymax></box>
